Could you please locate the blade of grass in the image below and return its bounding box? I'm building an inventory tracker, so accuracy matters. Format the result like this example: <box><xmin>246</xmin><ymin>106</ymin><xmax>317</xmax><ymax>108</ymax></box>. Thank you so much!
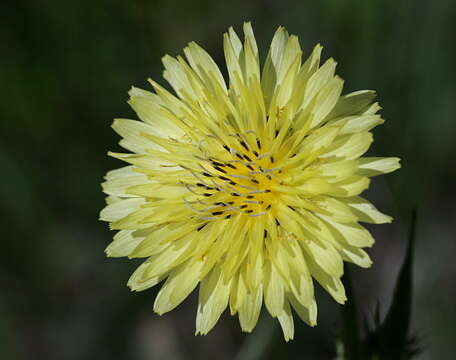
<box><xmin>341</xmin><ymin>266</ymin><xmax>361</xmax><ymax>360</ymax></box>
<box><xmin>380</xmin><ymin>209</ymin><xmax>417</xmax><ymax>359</ymax></box>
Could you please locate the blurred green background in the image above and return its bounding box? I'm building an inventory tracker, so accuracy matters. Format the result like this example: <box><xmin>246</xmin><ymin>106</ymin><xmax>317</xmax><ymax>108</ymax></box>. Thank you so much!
<box><xmin>1</xmin><ymin>0</ymin><xmax>455</xmax><ymax>359</ymax></box>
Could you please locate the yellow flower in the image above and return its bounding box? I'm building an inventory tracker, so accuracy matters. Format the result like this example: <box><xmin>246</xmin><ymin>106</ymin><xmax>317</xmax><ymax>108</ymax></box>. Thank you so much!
<box><xmin>100</xmin><ymin>23</ymin><xmax>400</xmax><ymax>341</ymax></box>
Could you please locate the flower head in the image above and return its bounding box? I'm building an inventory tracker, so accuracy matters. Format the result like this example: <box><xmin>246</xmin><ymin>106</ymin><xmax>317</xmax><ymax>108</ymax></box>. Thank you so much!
<box><xmin>100</xmin><ymin>23</ymin><xmax>400</xmax><ymax>341</ymax></box>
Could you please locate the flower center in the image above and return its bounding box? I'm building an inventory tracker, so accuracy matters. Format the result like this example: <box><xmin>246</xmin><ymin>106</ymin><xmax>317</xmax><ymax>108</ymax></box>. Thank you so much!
<box><xmin>182</xmin><ymin>131</ymin><xmax>284</xmax><ymax>221</ymax></box>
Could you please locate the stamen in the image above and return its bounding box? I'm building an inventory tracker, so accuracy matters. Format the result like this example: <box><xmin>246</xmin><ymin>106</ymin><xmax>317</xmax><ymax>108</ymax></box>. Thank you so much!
<box><xmin>229</xmin><ymin>174</ymin><xmax>251</xmax><ymax>180</ymax></box>
<box><xmin>257</xmin><ymin>152</ymin><xmax>271</xmax><ymax>160</ymax></box>
<box><xmin>233</xmin><ymin>183</ymin><xmax>256</xmax><ymax>191</ymax></box>
<box><xmin>246</xmin><ymin>189</ymin><xmax>269</xmax><ymax>194</ymax></box>
<box><xmin>183</xmin><ymin>183</ymin><xmax>200</xmax><ymax>195</ymax></box>
<box><xmin>184</xmin><ymin>198</ymin><xmax>203</xmax><ymax>213</ymax></box>
<box><xmin>200</xmin><ymin>215</ymin><xmax>222</xmax><ymax>220</ymax></box>
<box><xmin>248</xmin><ymin>212</ymin><xmax>266</xmax><ymax>217</ymax></box>
<box><xmin>239</xmin><ymin>140</ymin><xmax>249</xmax><ymax>151</ymax></box>
<box><xmin>213</xmin><ymin>166</ymin><xmax>227</xmax><ymax>174</ymax></box>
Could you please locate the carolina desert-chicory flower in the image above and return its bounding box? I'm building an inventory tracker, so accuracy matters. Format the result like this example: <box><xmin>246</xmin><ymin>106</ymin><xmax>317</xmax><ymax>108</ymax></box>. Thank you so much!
<box><xmin>100</xmin><ymin>23</ymin><xmax>400</xmax><ymax>341</ymax></box>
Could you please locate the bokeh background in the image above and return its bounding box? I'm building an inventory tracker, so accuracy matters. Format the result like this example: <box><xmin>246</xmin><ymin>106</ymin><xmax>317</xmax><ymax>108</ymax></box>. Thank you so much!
<box><xmin>2</xmin><ymin>0</ymin><xmax>455</xmax><ymax>359</ymax></box>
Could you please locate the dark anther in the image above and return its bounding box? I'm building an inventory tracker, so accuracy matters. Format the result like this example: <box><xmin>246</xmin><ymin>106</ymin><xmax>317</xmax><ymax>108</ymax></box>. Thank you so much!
<box><xmin>236</xmin><ymin>153</ymin><xmax>243</xmax><ymax>160</ymax></box>
<box><xmin>202</xmin><ymin>172</ymin><xmax>212</xmax><ymax>177</ymax></box>
<box><xmin>240</xmin><ymin>205</ymin><xmax>248</xmax><ymax>209</ymax></box>
<box><xmin>243</xmin><ymin>154</ymin><xmax>252</xmax><ymax>162</ymax></box>
<box><xmin>275</xmin><ymin>218</ymin><xmax>280</xmax><ymax>226</ymax></box>
<box><xmin>246</xmin><ymin>195</ymin><xmax>254</xmax><ymax>199</ymax></box>
<box><xmin>231</xmin><ymin>193</ymin><xmax>240</xmax><ymax>196</ymax></box>
<box><xmin>288</xmin><ymin>205</ymin><xmax>295</xmax><ymax>211</ymax></box>
<box><xmin>246</xmin><ymin>164</ymin><xmax>254</xmax><ymax>171</ymax></box>
<box><xmin>253</xmin><ymin>150</ymin><xmax>259</xmax><ymax>157</ymax></box>
<box><xmin>245</xmin><ymin>210</ymin><xmax>254</xmax><ymax>214</ymax></box>
<box><xmin>226</xmin><ymin>163</ymin><xmax>236</xmax><ymax>169</ymax></box>
<box><xmin>265</xmin><ymin>189</ymin><xmax>271</xmax><ymax>193</ymax></box>
<box><xmin>263</xmin><ymin>230</ymin><xmax>268</xmax><ymax>239</ymax></box>
<box><xmin>251</xmin><ymin>179</ymin><xmax>259</xmax><ymax>184</ymax></box>
<box><xmin>212</xmin><ymin>211</ymin><xmax>224</xmax><ymax>216</ymax></box>
<box><xmin>227</xmin><ymin>201</ymin><xmax>234</xmax><ymax>205</ymax></box>
<box><xmin>196</xmin><ymin>183</ymin><xmax>206</xmax><ymax>187</ymax></box>
<box><xmin>211</xmin><ymin>161</ymin><xmax>225</xmax><ymax>167</ymax></box>
<box><xmin>214</xmin><ymin>166</ymin><xmax>227</xmax><ymax>174</ymax></box>
<box><xmin>223</xmin><ymin>145</ymin><xmax>230</xmax><ymax>152</ymax></box>
<box><xmin>215</xmin><ymin>202</ymin><xmax>224</xmax><ymax>206</ymax></box>
<box><xmin>266</xmin><ymin>204</ymin><xmax>271</xmax><ymax>210</ymax></box>
<box><xmin>219</xmin><ymin>176</ymin><xmax>230</xmax><ymax>181</ymax></box>
<box><xmin>197</xmin><ymin>224</ymin><xmax>207</xmax><ymax>231</ymax></box>
<box><xmin>291</xmin><ymin>153</ymin><xmax>297</xmax><ymax>158</ymax></box>
<box><xmin>229</xmin><ymin>181</ymin><xmax>237</xmax><ymax>186</ymax></box>
<box><xmin>266</xmin><ymin>175</ymin><xmax>272</xmax><ymax>180</ymax></box>
<box><xmin>256</xmin><ymin>138</ymin><xmax>262</xmax><ymax>149</ymax></box>
<box><xmin>270</xmin><ymin>156</ymin><xmax>274</xmax><ymax>163</ymax></box>
<box><xmin>239</xmin><ymin>140</ymin><xmax>249</xmax><ymax>151</ymax></box>
<box><xmin>275</xmin><ymin>129</ymin><xmax>279</xmax><ymax>137</ymax></box>
<box><xmin>225</xmin><ymin>214</ymin><xmax>232</xmax><ymax>219</ymax></box>
<box><xmin>205</xmin><ymin>186</ymin><xmax>214</xmax><ymax>190</ymax></box>
<box><xmin>203</xmin><ymin>193</ymin><xmax>213</xmax><ymax>197</ymax></box>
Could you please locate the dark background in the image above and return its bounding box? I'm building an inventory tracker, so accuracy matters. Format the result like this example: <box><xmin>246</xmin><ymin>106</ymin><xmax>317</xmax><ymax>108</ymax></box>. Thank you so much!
<box><xmin>1</xmin><ymin>0</ymin><xmax>455</xmax><ymax>359</ymax></box>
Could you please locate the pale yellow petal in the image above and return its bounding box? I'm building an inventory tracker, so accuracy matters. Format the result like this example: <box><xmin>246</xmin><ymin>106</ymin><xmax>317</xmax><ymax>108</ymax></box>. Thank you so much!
<box><xmin>128</xmin><ymin>87</ymin><xmax>186</xmax><ymax>138</ymax></box>
<box><xmin>317</xmin><ymin>215</ymin><xmax>375</xmax><ymax>248</ymax></box>
<box><xmin>277</xmin><ymin>300</ymin><xmax>294</xmax><ymax>342</ymax></box>
<box><xmin>99</xmin><ymin>198</ymin><xmax>145</xmax><ymax>222</ymax></box>
<box><xmin>321</xmin><ymin>132</ymin><xmax>373</xmax><ymax>160</ymax></box>
<box><xmin>307</xmin><ymin>258</ymin><xmax>346</xmax><ymax>304</ymax></box>
<box><xmin>184</xmin><ymin>41</ymin><xmax>227</xmax><ymax>92</ymax></box>
<box><xmin>128</xmin><ymin>260</ymin><xmax>167</xmax><ymax>292</ymax></box>
<box><xmin>301</xmin><ymin>239</ymin><xmax>344</xmax><ymax>278</ymax></box>
<box><xmin>289</xmin><ymin>296</ymin><xmax>317</xmax><ymax>327</ymax></box>
<box><xmin>196</xmin><ymin>265</ymin><xmax>231</xmax><ymax>335</ymax></box>
<box><xmin>327</xmin><ymin>90</ymin><xmax>377</xmax><ymax>119</ymax></box>
<box><xmin>343</xmin><ymin>196</ymin><xmax>393</xmax><ymax>224</ymax></box>
<box><xmin>154</xmin><ymin>259</ymin><xmax>204</xmax><ymax>315</ymax></box>
<box><xmin>300</xmin><ymin>58</ymin><xmax>337</xmax><ymax>112</ymax></box>
<box><xmin>341</xmin><ymin>245</ymin><xmax>373</xmax><ymax>268</ymax></box>
<box><xmin>312</xmin><ymin>196</ymin><xmax>358</xmax><ymax>223</ymax></box>
<box><xmin>102</xmin><ymin>166</ymin><xmax>148</xmax><ymax>197</ymax></box>
<box><xmin>329</xmin><ymin>176</ymin><xmax>370</xmax><ymax>197</ymax></box>
<box><xmin>238</xmin><ymin>283</ymin><xmax>263</xmax><ymax>332</ymax></box>
<box><xmin>308</xmin><ymin>76</ymin><xmax>344</xmax><ymax>129</ymax></box>
<box><xmin>264</xmin><ymin>260</ymin><xmax>285</xmax><ymax>317</ymax></box>
<box><xmin>358</xmin><ymin>157</ymin><xmax>401</xmax><ymax>177</ymax></box>
<box><xmin>105</xmin><ymin>229</ymin><xmax>145</xmax><ymax>258</ymax></box>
